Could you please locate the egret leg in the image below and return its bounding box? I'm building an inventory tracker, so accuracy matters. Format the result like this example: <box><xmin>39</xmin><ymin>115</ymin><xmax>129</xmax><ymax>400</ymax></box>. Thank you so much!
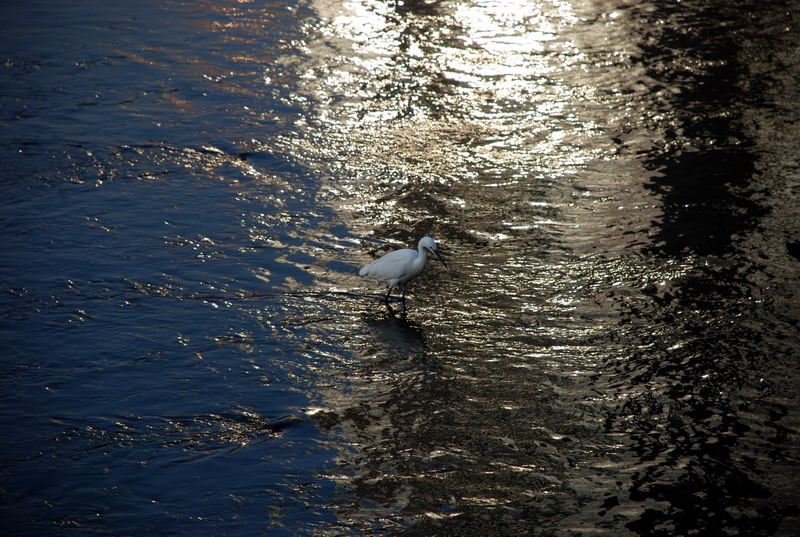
<box><xmin>384</xmin><ymin>285</ymin><xmax>395</xmax><ymax>304</ymax></box>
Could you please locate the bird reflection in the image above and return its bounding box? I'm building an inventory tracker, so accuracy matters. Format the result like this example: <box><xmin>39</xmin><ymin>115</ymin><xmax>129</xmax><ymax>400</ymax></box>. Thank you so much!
<box><xmin>361</xmin><ymin>308</ymin><xmax>428</xmax><ymax>364</ymax></box>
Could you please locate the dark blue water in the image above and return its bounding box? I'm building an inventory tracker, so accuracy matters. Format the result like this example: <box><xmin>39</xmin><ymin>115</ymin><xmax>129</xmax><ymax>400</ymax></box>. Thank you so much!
<box><xmin>2</xmin><ymin>1</ymin><xmax>799</xmax><ymax>536</ymax></box>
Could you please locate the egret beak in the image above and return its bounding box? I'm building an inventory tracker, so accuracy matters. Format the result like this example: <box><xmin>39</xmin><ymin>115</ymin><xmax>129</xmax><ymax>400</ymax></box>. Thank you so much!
<box><xmin>428</xmin><ymin>247</ymin><xmax>448</xmax><ymax>268</ymax></box>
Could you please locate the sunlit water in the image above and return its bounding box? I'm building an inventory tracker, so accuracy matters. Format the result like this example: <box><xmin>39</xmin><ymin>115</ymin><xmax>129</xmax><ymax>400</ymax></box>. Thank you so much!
<box><xmin>1</xmin><ymin>1</ymin><xmax>798</xmax><ymax>536</ymax></box>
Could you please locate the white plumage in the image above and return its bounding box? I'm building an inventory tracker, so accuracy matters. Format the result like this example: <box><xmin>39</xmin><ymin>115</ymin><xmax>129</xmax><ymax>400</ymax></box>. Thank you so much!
<box><xmin>359</xmin><ymin>236</ymin><xmax>447</xmax><ymax>305</ymax></box>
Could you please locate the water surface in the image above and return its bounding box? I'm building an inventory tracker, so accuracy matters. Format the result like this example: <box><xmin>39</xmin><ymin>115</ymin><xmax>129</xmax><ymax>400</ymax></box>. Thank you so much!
<box><xmin>1</xmin><ymin>1</ymin><xmax>799</xmax><ymax>535</ymax></box>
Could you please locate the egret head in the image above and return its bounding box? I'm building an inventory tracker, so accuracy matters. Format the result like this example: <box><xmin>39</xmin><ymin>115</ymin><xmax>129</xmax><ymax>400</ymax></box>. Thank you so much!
<box><xmin>420</xmin><ymin>236</ymin><xmax>447</xmax><ymax>267</ymax></box>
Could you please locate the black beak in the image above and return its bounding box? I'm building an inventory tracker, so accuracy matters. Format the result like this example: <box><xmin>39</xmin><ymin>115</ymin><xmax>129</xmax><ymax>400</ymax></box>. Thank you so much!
<box><xmin>428</xmin><ymin>247</ymin><xmax>447</xmax><ymax>268</ymax></box>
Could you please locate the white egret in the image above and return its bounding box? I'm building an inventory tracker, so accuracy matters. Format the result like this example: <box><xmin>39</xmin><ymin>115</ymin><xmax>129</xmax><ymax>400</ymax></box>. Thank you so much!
<box><xmin>359</xmin><ymin>236</ymin><xmax>447</xmax><ymax>305</ymax></box>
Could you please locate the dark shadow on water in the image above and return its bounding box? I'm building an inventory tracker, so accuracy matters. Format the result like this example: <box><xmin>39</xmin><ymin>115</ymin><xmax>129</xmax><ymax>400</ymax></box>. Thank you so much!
<box><xmin>636</xmin><ymin>2</ymin><xmax>768</xmax><ymax>258</ymax></box>
<box><xmin>601</xmin><ymin>1</ymin><xmax>800</xmax><ymax>535</ymax></box>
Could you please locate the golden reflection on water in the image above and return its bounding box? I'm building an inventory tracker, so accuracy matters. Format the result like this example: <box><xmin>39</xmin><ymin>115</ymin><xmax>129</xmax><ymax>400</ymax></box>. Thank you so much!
<box><xmin>291</xmin><ymin>0</ymin><xmax>662</xmax><ymax>259</ymax></box>
<box><xmin>273</xmin><ymin>0</ymin><xmax>695</xmax><ymax>530</ymax></box>
<box><xmin>177</xmin><ymin>1</ymin><xmax>765</xmax><ymax>535</ymax></box>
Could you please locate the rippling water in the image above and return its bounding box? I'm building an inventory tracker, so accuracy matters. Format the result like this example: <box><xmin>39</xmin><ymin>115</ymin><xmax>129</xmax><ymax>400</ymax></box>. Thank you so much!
<box><xmin>1</xmin><ymin>1</ymin><xmax>798</xmax><ymax>535</ymax></box>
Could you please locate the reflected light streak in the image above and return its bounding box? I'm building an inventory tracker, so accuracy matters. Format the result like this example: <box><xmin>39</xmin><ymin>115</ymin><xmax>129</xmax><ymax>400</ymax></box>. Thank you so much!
<box><xmin>274</xmin><ymin>0</ymin><xmax>691</xmax><ymax>531</ymax></box>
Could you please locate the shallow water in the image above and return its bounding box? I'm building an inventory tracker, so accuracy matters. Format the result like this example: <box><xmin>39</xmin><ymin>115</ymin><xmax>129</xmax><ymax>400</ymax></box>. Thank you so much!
<box><xmin>1</xmin><ymin>1</ymin><xmax>799</xmax><ymax>536</ymax></box>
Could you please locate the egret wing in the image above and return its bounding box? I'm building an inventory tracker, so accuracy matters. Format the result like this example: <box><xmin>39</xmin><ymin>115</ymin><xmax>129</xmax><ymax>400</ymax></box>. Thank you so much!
<box><xmin>359</xmin><ymin>249</ymin><xmax>415</xmax><ymax>282</ymax></box>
